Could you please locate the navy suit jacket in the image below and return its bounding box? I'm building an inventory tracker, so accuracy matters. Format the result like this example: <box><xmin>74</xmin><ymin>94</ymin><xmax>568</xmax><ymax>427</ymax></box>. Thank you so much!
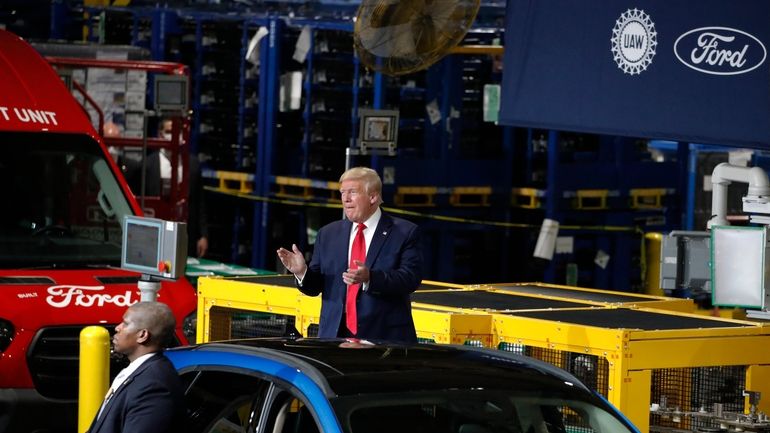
<box><xmin>87</xmin><ymin>353</ymin><xmax>185</xmax><ymax>433</ymax></box>
<box><xmin>299</xmin><ymin>212</ymin><xmax>422</xmax><ymax>343</ymax></box>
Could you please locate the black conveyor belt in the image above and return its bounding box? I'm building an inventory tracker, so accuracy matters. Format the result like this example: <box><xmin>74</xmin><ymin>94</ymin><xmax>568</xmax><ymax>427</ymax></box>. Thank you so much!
<box><xmin>509</xmin><ymin>308</ymin><xmax>750</xmax><ymax>330</ymax></box>
<box><xmin>495</xmin><ymin>284</ymin><xmax>654</xmax><ymax>303</ymax></box>
<box><xmin>236</xmin><ymin>275</ymin><xmax>296</xmax><ymax>287</ymax></box>
<box><xmin>411</xmin><ymin>290</ymin><xmax>588</xmax><ymax>310</ymax></box>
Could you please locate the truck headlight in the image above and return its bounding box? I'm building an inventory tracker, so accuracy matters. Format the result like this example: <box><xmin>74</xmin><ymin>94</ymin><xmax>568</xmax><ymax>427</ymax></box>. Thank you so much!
<box><xmin>0</xmin><ymin>319</ymin><xmax>14</xmax><ymax>352</ymax></box>
<box><xmin>183</xmin><ymin>312</ymin><xmax>197</xmax><ymax>344</ymax></box>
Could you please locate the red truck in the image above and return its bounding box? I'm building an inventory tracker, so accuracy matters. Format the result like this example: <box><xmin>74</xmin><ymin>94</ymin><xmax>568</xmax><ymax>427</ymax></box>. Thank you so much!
<box><xmin>0</xmin><ymin>29</ymin><xmax>198</xmax><ymax>432</ymax></box>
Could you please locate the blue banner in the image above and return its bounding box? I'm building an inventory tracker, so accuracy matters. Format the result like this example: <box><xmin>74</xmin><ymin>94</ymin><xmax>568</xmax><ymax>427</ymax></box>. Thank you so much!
<box><xmin>499</xmin><ymin>0</ymin><xmax>770</xmax><ymax>148</ymax></box>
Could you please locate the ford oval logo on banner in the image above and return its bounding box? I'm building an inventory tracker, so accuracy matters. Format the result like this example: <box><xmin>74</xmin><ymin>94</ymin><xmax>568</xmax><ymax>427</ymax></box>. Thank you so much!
<box><xmin>674</xmin><ymin>27</ymin><xmax>766</xmax><ymax>75</ymax></box>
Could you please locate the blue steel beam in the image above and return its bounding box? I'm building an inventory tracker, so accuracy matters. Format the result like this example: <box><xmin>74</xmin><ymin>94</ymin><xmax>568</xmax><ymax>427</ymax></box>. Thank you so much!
<box><xmin>252</xmin><ymin>17</ymin><xmax>284</xmax><ymax>268</ymax></box>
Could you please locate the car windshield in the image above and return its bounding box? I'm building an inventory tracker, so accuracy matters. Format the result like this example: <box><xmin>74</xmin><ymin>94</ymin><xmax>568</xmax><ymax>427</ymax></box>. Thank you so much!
<box><xmin>0</xmin><ymin>132</ymin><xmax>133</xmax><ymax>268</ymax></box>
<box><xmin>332</xmin><ymin>389</ymin><xmax>635</xmax><ymax>433</ymax></box>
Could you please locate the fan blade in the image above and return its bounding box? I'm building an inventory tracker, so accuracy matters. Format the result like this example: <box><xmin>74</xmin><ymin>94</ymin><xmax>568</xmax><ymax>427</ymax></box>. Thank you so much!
<box><xmin>413</xmin><ymin>15</ymin><xmax>438</xmax><ymax>57</ymax></box>
<box><xmin>369</xmin><ymin>0</ymin><xmax>415</xmax><ymax>28</ymax></box>
<box><xmin>354</xmin><ymin>0</ymin><xmax>482</xmax><ymax>76</ymax></box>
<box><xmin>357</xmin><ymin>21</ymin><xmax>418</xmax><ymax>58</ymax></box>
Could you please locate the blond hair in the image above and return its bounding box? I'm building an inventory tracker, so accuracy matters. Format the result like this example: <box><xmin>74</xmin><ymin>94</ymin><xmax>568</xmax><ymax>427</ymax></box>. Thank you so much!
<box><xmin>340</xmin><ymin>166</ymin><xmax>383</xmax><ymax>204</ymax></box>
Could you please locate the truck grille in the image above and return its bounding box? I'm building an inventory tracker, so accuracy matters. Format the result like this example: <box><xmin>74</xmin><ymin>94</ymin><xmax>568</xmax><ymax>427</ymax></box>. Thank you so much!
<box><xmin>0</xmin><ymin>276</ymin><xmax>55</xmax><ymax>285</ymax></box>
<box><xmin>27</xmin><ymin>326</ymin><xmax>126</xmax><ymax>399</ymax></box>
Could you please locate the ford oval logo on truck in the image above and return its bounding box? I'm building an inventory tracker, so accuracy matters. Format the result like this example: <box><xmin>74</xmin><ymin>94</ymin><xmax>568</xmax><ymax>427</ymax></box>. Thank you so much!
<box><xmin>674</xmin><ymin>27</ymin><xmax>766</xmax><ymax>75</ymax></box>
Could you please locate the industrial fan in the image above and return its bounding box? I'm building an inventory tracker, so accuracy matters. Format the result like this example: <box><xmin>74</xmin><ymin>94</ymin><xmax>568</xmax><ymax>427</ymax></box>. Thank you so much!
<box><xmin>353</xmin><ymin>0</ymin><xmax>481</xmax><ymax>76</ymax></box>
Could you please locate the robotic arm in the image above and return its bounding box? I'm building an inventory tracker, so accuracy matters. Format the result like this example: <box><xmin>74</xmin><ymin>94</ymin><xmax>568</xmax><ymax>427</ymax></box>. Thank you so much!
<box><xmin>708</xmin><ymin>162</ymin><xmax>770</xmax><ymax>228</ymax></box>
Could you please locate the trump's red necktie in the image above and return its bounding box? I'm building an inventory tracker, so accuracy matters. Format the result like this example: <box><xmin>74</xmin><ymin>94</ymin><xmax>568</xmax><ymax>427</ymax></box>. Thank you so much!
<box><xmin>346</xmin><ymin>223</ymin><xmax>366</xmax><ymax>334</ymax></box>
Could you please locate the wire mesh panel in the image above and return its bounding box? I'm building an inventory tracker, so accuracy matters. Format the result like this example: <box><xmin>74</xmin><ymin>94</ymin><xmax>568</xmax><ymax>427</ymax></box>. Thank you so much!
<box><xmin>560</xmin><ymin>407</ymin><xmax>596</xmax><ymax>433</ymax></box>
<box><xmin>208</xmin><ymin>306</ymin><xmax>298</xmax><ymax>341</ymax></box>
<box><xmin>565</xmin><ymin>352</ymin><xmax>610</xmax><ymax>398</ymax></box>
<box><xmin>498</xmin><ymin>346</ymin><xmax>602</xmax><ymax>432</ymax></box>
<box><xmin>650</xmin><ymin>366</ymin><xmax>746</xmax><ymax>432</ymax></box>
<box><xmin>514</xmin><ymin>346</ymin><xmax>608</xmax><ymax>432</ymax></box>
<box><xmin>498</xmin><ymin>343</ymin><xmax>610</xmax><ymax>399</ymax></box>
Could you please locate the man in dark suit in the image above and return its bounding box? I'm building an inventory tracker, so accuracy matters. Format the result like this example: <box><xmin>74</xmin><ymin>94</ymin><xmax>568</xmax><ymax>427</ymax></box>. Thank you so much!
<box><xmin>277</xmin><ymin>166</ymin><xmax>423</xmax><ymax>343</ymax></box>
<box><xmin>187</xmin><ymin>153</ymin><xmax>209</xmax><ymax>258</ymax></box>
<box><xmin>160</xmin><ymin>118</ymin><xmax>209</xmax><ymax>258</ymax></box>
<box><xmin>87</xmin><ymin>302</ymin><xmax>184</xmax><ymax>433</ymax></box>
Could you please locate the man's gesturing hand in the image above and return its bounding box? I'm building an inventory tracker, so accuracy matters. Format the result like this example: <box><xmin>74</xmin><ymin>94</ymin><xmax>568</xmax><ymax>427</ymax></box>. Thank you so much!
<box><xmin>276</xmin><ymin>244</ymin><xmax>307</xmax><ymax>276</ymax></box>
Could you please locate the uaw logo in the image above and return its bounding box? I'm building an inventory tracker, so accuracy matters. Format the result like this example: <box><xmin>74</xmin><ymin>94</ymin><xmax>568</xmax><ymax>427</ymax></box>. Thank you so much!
<box><xmin>674</xmin><ymin>27</ymin><xmax>766</xmax><ymax>75</ymax></box>
<box><xmin>611</xmin><ymin>8</ymin><xmax>658</xmax><ymax>75</ymax></box>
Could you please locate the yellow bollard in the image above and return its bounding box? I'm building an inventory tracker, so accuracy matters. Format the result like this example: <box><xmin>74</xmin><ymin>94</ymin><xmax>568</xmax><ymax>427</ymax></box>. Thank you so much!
<box><xmin>78</xmin><ymin>326</ymin><xmax>110</xmax><ymax>433</ymax></box>
<box><xmin>644</xmin><ymin>232</ymin><xmax>664</xmax><ymax>296</ymax></box>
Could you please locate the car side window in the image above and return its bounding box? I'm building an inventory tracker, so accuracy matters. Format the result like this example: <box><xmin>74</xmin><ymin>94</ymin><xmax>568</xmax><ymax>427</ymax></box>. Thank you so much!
<box><xmin>348</xmin><ymin>404</ymin><xmax>455</xmax><ymax>433</ymax></box>
<box><xmin>517</xmin><ymin>404</ymin><xmax>592</xmax><ymax>433</ymax></box>
<box><xmin>262</xmin><ymin>391</ymin><xmax>321</xmax><ymax>433</ymax></box>
<box><xmin>181</xmin><ymin>370</ymin><xmax>271</xmax><ymax>433</ymax></box>
<box><xmin>205</xmin><ymin>395</ymin><xmax>264</xmax><ymax>433</ymax></box>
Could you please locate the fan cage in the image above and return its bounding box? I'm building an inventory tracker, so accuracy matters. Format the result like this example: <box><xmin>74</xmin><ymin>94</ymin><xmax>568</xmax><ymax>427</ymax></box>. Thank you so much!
<box><xmin>353</xmin><ymin>0</ymin><xmax>482</xmax><ymax>76</ymax></box>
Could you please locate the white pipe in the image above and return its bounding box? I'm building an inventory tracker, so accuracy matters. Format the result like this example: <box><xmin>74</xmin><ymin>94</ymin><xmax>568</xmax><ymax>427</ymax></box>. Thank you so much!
<box><xmin>708</xmin><ymin>163</ymin><xmax>770</xmax><ymax>228</ymax></box>
<box><xmin>138</xmin><ymin>279</ymin><xmax>161</xmax><ymax>302</ymax></box>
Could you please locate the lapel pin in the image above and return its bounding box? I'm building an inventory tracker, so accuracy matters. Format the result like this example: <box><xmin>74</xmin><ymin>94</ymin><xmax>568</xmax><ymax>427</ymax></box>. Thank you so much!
<box><xmin>382</xmin><ymin>231</ymin><xmax>387</xmax><ymax>236</ymax></box>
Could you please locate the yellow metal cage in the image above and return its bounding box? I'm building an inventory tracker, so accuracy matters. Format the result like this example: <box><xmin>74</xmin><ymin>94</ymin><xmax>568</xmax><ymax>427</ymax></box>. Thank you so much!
<box><xmin>196</xmin><ymin>275</ymin><xmax>770</xmax><ymax>433</ymax></box>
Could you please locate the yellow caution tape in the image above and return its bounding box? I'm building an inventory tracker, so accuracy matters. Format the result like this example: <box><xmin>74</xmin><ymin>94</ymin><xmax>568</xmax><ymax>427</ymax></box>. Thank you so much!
<box><xmin>205</xmin><ymin>186</ymin><xmax>642</xmax><ymax>233</ymax></box>
<box><xmin>207</xmin><ymin>186</ymin><xmax>653</xmax><ymax>286</ymax></box>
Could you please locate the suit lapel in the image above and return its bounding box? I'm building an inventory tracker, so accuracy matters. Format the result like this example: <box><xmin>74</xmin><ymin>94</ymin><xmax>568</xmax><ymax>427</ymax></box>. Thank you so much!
<box><xmin>337</xmin><ymin>220</ymin><xmax>353</xmax><ymax>268</ymax></box>
<box><xmin>94</xmin><ymin>354</ymin><xmax>160</xmax><ymax>429</ymax></box>
<box><xmin>366</xmin><ymin>213</ymin><xmax>393</xmax><ymax>266</ymax></box>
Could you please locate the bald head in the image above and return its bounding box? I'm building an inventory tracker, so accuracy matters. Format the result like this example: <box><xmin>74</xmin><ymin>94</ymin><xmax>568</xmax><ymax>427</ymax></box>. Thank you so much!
<box><xmin>128</xmin><ymin>301</ymin><xmax>176</xmax><ymax>349</ymax></box>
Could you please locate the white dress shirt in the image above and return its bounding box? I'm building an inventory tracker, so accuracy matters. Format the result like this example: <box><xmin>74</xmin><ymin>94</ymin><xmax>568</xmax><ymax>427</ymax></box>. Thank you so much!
<box><xmin>296</xmin><ymin>208</ymin><xmax>382</xmax><ymax>288</ymax></box>
<box><xmin>347</xmin><ymin>207</ymin><xmax>381</xmax><ymax>263</ymax></box>
<box><xmin>347</xmin><ymin>208</ymin><xmax>381</xmax><ymax>292</ymax></box>
<box><xmin>96</xmin><ymin>352</ymin><xmax>158</xmax><ymax>420</ymax></box>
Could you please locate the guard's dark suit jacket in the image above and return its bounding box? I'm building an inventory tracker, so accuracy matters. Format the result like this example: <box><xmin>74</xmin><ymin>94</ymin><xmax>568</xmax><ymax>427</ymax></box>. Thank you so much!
<box><xmin>299</xmin><ymin>212</ymin><xmax>422</xmax><ymax>343</ymax></box>
<box><xmin>86</xmin><ymin>353</ymin><xmax>184</xmax><ymax>433</ymax></box>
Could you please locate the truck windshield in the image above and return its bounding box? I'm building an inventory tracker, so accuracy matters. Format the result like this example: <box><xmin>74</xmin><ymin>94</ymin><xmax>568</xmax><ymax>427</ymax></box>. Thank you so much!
<box><xmin>0</xmin><ymin>132</ymin><xmax>134</xmax><ymax>268</ymax></box>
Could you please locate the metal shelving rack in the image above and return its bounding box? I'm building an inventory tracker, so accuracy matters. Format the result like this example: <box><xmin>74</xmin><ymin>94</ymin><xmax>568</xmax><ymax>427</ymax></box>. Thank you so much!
<box><xmin>508</xmin><ymin>131</ymin><xmax>686</xmax><ymax>291</ymax></box>
<box><xmin>47</xmin><ymin>2</ymin><xmax>694</xmax><ymax>290</ymax></box>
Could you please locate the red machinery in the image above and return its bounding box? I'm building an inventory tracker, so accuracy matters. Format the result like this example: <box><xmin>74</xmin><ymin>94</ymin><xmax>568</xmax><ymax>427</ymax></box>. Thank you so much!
<box><xmin>47</xmin><ymin>56</ymin><xmax>192</xmax><ymax>222</ymax></box>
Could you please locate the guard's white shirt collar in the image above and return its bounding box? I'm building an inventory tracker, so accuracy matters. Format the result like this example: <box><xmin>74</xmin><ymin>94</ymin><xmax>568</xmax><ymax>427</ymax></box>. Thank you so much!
<box><xmin>97</xmin><ymin>351</ymin><xmax>159</xmax><ymax>420</ymax></box>
<box><xmin>112</xmin><ymin>351</ymin><xmax>157</xmax><ymax>391</ymax></box>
